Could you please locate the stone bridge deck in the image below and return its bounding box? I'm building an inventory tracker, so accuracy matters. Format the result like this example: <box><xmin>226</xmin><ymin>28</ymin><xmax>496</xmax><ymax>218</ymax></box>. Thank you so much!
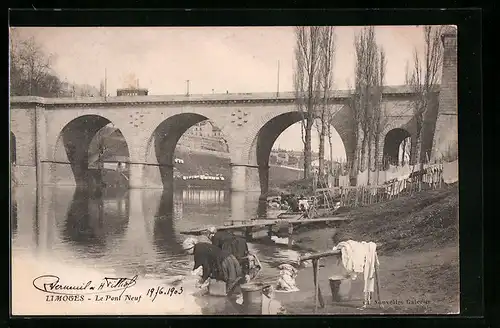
<box><xmin>11</xmin><ymin>85</ymin><xmax>422</xmax><ymax>107</ymax></box>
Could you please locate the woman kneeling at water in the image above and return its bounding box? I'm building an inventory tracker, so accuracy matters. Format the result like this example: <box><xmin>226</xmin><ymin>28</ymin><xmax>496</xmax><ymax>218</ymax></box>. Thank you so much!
<box><xmin>182</xmin><ymin>237</ymin><xmax>244</xmax><ymax>295</ymax></box>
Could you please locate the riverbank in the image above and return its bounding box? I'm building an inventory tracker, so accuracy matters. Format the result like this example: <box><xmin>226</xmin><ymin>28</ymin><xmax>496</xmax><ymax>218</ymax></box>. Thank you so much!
<box><xmin>274</xmin><ymin>185</ymin><xmax>459</xmax><ymax>314</ymax></box>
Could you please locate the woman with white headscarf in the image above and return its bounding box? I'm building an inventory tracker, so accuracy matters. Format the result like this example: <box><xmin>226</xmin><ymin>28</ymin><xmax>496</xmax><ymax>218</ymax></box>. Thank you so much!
<box><xmin>182</xmin><ymin>237</ymin><xmax>243</xmax><ymax>295</ymax></box>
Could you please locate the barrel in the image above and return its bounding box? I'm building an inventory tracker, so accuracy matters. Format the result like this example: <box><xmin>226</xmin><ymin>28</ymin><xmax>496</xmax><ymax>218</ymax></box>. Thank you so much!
<box><xmin>240</xmin><ymin>282</ymin><xmax>264</xmax><ymax>314</ymax></box>
<box><xmin>328</xmin><ymin>276</ymin><xmax>352</xmax><ymax>302</ymax></box>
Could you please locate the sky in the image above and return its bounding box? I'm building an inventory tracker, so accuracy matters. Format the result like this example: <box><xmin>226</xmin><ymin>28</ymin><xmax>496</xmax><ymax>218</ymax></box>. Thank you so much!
<box><xmin>11</xmin><ymin>26</ymin><xmax>429</xmax><ymax>160</ymax></box>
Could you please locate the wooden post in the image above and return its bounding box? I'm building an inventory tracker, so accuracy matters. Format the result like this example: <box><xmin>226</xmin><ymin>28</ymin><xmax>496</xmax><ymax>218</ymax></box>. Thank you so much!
<box><xmin>287</xmin><ymin>223</ymin><xmax>294</xmax><ymax>248</ymax></box>
<box><xmin>313</xmin><ymin>259</ymin><xmax>319</xmax><ymax>312</ymax></box>
<box><xmin>245</xmin><ymin>227</ymin><xmax>253</xmax><ymax>241</ymax></box>
<box><xmin>312</xmin><ymin>258</ymin><xmax>325</xmax><ymax>311</ymax></box>
<box><xmin>374</xmin><ymin>260</ymin><xmax>382</xmax><ymax>308</ymax></box>
<box><xmin>267</xmin><ymin>225</ymin><xmax>273</xmax><ymax>238</ymax></box>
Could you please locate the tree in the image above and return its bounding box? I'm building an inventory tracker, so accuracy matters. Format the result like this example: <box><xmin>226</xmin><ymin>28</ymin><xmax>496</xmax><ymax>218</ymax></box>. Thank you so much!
<box><xmin>294</xmin><ymin>26</ymin><xmax>322</xmax><ymax>180</ymax></box>
<box><xmin>9</xmin><ymin>30</ymin><xmax>62</xmax><ymax>97</ymax></box>
<box><xmin>406</xmin><ymin>25</ymin><xmax>444</xmax><ymax>165</ymax></box>
<box><xmin>314</xmin><ymin>27</ymin><xmax>336</xmax><ymax>179</ymax></box>
<box><xmin>349</xmin><ymin>27</ymin><xmax>383</xmax><ymax>184</ymax></box>
<box><xmin>370</xmin><ymin>47</ymin><xmax>388</xmax><ymax>181</ymax></box>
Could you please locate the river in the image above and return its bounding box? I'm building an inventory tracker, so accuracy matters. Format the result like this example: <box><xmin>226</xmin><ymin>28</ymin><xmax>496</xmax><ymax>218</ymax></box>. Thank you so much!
<box><xmin>11</xmin><ymin>186</ymin><xmax>305</xmax><ymax>315</ymax></box>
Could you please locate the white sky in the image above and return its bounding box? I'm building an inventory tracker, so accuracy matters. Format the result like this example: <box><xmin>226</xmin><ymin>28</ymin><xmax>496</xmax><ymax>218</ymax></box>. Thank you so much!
<box><xmin>12</xmin><ymin>26</ymin><xmax>428</xmax><ymax>160</ymax></box>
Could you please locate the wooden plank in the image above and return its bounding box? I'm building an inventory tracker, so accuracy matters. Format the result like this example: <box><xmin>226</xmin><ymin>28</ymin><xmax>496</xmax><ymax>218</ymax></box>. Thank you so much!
<box><xmin>179</xmin><ymin>216</ymin><xmax>351</xmax><ymax>235</ymax></box>
<box><xmin>299</xmin><ymin>250</ymin><xmax>341</xmax><ymax>261</ymax></box>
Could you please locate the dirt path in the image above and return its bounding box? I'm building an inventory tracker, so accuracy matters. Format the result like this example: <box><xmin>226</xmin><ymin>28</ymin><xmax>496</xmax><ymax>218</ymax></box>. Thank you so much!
<box><xmin>272</xmin><ymin>245</ymin><xmax>459</xmax><ymax>314</ymax></box>
<box><xmin>271</xmin><ymin>223</ymin><xmax>459</xmax><ymax>315</ymax></box>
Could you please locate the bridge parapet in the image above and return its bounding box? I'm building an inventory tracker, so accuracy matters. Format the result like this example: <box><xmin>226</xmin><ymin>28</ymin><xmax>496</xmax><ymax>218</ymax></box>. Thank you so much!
<box><xmin>10</xmin><ymin>85</ymin><xmax>438</xmax><ymax>108</ymax></box>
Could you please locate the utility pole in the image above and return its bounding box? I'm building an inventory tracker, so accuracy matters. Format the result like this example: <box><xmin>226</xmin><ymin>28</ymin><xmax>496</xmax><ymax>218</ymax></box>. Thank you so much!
<box><xmin>104</xmin><ymin>68</ymin><xmax>108</xmax><ymax>101</ymax></box>
<box><xmin>186</xmin><ymin>80</ymin><xmax>190</xmax><ymax>96</ymax></box>
<box><xmin>276</xmin><ymin>60</ymin><xmax>280</xmax><ymax>97</ymax></box>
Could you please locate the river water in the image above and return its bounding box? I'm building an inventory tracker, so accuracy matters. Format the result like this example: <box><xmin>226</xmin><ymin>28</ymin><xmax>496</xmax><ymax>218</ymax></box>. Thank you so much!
<box><xmin>11</xmin><ymin>186</ymin><xmax>305</xmax><ymax>315</ymax></box>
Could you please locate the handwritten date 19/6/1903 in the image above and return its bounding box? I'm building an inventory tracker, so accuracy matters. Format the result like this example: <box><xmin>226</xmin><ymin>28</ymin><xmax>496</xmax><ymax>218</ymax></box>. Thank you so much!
<box><xmin>146</xmin><ymin>286</ymin><xmax>183</xmax><ymax>302</ymax></box>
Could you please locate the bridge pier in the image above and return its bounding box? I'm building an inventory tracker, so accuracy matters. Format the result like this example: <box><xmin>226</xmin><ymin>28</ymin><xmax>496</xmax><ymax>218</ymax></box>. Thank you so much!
<box><xmin>431</xmin><ymin>26</ymin><xmax>458</xmax><ymax>161</ymax></box>
<box><xmin>230</xmin><ymin>164</ymin><xmax>261</xmax><ymax>193</ymax></box>
<box><xmin>129</xmin><ymin>163</ymin><xmax>146</xmax><ymax>189</ymax></box>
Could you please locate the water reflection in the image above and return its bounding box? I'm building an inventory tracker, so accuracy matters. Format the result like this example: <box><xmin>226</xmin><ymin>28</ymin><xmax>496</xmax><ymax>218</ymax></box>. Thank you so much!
<box><xmin>62</xmin><ymin>187</ymin><xmax>129</xmax><ymax>257</ymax></box>
<box><xmin>153</xmin><ymin>188</ymin><xmax>183</xmax><ymax>255</ymax></box>
<box><xmin>11</xmin><ymin>187</ymin><xmax>38</xmax><ymax>252</ymax></box>
<box><xmin>182</xmin><ymin>189</ymin><xmax>227</xmax><ymax>205</ymax></box>
<box><xmin>11</xmin><ymin>186</ymin><xmax>304</xmax><ymax>292</ymax></box>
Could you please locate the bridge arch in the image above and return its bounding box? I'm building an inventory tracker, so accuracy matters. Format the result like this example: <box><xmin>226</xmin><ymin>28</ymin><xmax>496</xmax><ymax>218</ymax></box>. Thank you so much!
<box><xmin>143</xmin><ymin>113</ymin><xmax>230</xmax><ymax>189</ymax></box>
<box><xmin>52</xmin><ymin>115</ymin><xmax>131</xmax><ymax>187</ymax></box>
<box><xmin>246</xmin><ymin>110</ymin><xmax>349</xmax><ymax>194</ymax></box>
<box><xmin>382</xmin><ymin>128</ymin><xmax>412</xmax><ymax>168</ymax></box>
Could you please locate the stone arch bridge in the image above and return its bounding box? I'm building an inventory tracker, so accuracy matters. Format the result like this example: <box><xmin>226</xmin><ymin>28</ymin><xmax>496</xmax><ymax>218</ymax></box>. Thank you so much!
<box><xmin>10</xmin><ymin>83</ymin><xmax>453</xmax><ymax>194</ymax></box>
<box><xmin>10</xmin><ymin>26</ymin><xmax>457</xmax><ymax>194</ymax></box>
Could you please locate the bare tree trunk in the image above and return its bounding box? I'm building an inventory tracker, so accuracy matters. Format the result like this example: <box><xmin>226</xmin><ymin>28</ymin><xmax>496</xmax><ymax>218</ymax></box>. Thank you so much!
<box><xmin>303</xmin><ymin>119</ymin><xmax>313</xmax><ymax>178</ymax></box>
<box><xmin>327</xmin><ymin>123</ymin><xmax>333</xmax><ymax>167</ymax></box>
<box><xmin>318</xmin><ymin>113</ymin><xmax>326</xmax><ymax>177</ymax></box>
<box><xmin>408</xmin><ymin>25</ymin><xmax>444</xmax><ymax>170</ymax></box>
<box><xmin>401</xmin><ymin>137</ymin><xmax>407</xmax><ymax>165</ymax></box>
<box><xmin>294</xmin><ymin>26</ymin><xmax>322</xmax><ymax>180</ymax></box>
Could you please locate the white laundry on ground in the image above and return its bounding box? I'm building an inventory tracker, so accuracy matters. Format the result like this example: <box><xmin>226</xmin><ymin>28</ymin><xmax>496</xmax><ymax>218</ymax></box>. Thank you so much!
<box><xmin>332</xmin><ymin>240</ymin><xmax>380</xmax><ymax>293</ymax></box>
<box><xmin>276</xmin><ymin>263</ymin><xmax>299</xmax><ymax>292</ymax></box>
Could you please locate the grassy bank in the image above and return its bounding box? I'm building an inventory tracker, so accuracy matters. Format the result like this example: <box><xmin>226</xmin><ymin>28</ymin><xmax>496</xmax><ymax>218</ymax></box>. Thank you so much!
<box><xmin>277</xmin><ymin>185</ymin><xmax>459</xmax><ymax>314</ymax></box>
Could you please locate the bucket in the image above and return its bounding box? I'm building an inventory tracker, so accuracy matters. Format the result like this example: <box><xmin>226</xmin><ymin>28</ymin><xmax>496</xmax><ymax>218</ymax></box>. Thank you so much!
<box><xmin>240</xmin><ymin>282</ymin><xmax>264</xmax><ymax>314</ymax></box>
<box><xmin>328</xmin><ymin>276</ymin><xmax>352</xmax><ymax>302</ymax></box>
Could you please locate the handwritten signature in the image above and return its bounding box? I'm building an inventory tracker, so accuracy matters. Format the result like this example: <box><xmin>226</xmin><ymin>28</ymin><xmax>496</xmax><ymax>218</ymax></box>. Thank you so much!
<box><xmin>145</xmin><ymin>286</ymin><xmax>184</xmax><ymax>302</ymax></box>
<box><xmin>32</xmin><ymin>275</ymin><xmax>138</xmax><ymax>296</ymax></box>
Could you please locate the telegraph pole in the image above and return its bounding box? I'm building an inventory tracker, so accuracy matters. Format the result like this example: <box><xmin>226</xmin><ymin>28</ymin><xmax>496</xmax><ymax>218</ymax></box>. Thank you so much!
<box><xmin>104</xmin><ymin>68</ymin><xmax>108</xmax><ymax>101</ymax></box>
<box><xmin>186</xmin><ymin>80</ymin><xmax>190</xmax><ymax>96</ymax></box>
<box><xmin>276</xmin><ymin>60</ymin><xmax>280</xmax><ymax>97</ymax></box>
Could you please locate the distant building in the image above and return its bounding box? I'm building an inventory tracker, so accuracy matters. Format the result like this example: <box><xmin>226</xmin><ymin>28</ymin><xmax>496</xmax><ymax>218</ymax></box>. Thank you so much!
<box><xmin>117</xmin><ymin>88</ymin><xmax>149</xmax><ymax>96</ymax></box>
<box><xmin>177</xmin><ymin>121</ymin><xmax>229</xmax><ymax>153</ymax></box>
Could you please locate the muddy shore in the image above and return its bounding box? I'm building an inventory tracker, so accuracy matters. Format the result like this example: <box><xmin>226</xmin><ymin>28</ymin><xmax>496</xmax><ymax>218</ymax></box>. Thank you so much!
<box><xmin>264</xmin><ymin>186</ymin><xmax>459</xmax><ymax>314</ymax></box>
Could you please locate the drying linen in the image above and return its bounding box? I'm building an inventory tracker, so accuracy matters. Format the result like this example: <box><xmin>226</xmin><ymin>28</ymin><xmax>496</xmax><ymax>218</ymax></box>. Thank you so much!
<box><xmin>332</xmin><ymin>240</ymin><xmax>366</xmax><ymax>278</ymax></box>
<box><xmin>377</xmin><ymin>170</ymin><xmax>387</xmax><ymax>185</ymax></box>
<box><xmin>357</xmin><ymin>169</ymin><xmax>369</xmax><ymax>186</ymax></box>
<box><xmin>363</xmin><ymin>242</ymin><xmax>379</xmax><ymax>293</ymax></box>
<box><xmin>442</xmin><ymin>160</ymin><xmax>458</xmax><ymax>184</ymax></box>
<box><xmin>332</xmin><ymin>240</ymin><xmax>380</xmax><ymax>293</ymax></box>
<box><xmin>276</xmin><ymin>264</ymin><xmax>299</xmax><ymax>292</ymax></box>
<box><xmin>339</xmin><ymin>175</ymin><xmax>350</xmax><ymax>187</ymax></box>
